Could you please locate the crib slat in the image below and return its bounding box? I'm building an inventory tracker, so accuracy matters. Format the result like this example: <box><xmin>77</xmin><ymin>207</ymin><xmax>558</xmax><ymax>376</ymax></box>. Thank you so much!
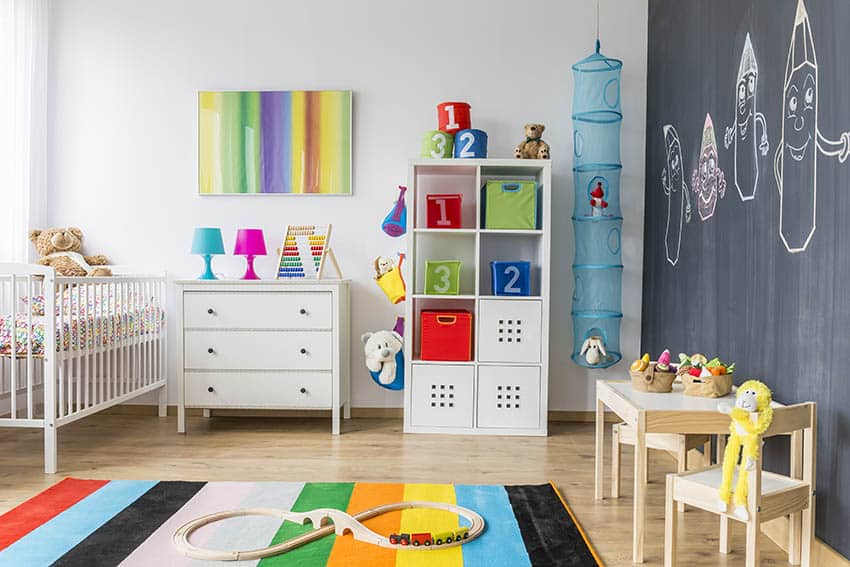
<box><xmin>27</xmin><ymin>276</ymin><xmax>33</xmax><ymax>419</ymax></box>
<box><xmin>10</xmin><ymin>275</ymin><xmax>17</xmax><ymax>419</ymax></box>
<box><xmin>58</xmin><ymin>282</ymin><xmax>65</xmax><ymax>418</ymax></box>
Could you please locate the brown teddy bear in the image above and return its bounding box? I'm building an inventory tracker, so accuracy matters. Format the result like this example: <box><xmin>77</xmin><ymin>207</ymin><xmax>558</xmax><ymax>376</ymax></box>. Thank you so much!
<box><xmin>29</xmin><ymin>227</ymin><xmax>112</xmax><ymax>277</ymax></box>
<box><xmin>514</xmin><ymin>123</ymin><xmax>551</xmax><ymax>159</ymax></box>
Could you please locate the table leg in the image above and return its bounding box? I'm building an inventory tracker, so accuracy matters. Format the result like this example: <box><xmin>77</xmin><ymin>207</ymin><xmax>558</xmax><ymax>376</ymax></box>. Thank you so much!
<box><xmin>717</xmin><ymin>434</ymin><xmax>731</xmax><ymax>554</ymax></box>
<box><xmin>633</xmin><ymin>412</ymin><xmax>647</xmax><ymax>563</ymax></box>
<box><xmin>595</xmin><ymin>397</ymin><xmax>605</xmax><ymax>501</ymax></box>
<box><xmin>789</xmin><ymin>430</ymin><xmax>803</xmax><ymax>565</ymax></box>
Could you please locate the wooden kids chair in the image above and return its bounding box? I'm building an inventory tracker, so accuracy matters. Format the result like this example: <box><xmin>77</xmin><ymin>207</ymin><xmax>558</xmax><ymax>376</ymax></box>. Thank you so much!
<box><xmin>612</xmin><ymin>422</ymin><xmax>711</xmax><ymax>511</ymax></box>
<box><xmin>664</xmin><ymin>403</ymin><xmax>816</xmax><ymax>567</ymax></box>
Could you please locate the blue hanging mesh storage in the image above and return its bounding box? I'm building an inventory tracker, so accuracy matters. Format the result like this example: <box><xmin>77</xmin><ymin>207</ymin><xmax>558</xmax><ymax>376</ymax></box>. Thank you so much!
<box><xmin>571</xmin><ymin>42</ymin><xmax>624</xmax><ymax>369</ymax></box>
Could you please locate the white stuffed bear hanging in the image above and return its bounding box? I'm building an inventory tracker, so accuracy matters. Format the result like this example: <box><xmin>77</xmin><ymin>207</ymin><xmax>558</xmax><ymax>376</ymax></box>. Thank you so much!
<box><xmin>361</xmin><ymin>330</ymin><xmax>403</xmax><ymax>384</ymax></box>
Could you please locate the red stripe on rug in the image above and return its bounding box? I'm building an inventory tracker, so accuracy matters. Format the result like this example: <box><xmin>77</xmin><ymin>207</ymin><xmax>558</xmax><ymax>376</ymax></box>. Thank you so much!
<box><xmin>0</xmin><ymin>478</ymin><xmax>108</xmax><ymax>551</ymax></box>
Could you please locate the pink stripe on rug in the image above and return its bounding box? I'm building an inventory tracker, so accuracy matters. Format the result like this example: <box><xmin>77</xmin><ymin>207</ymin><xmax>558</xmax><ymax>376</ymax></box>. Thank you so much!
<box><xmin>117</xmin><ymin>482</ymin><xmax>254</xmax><ymax>566</ymax></box>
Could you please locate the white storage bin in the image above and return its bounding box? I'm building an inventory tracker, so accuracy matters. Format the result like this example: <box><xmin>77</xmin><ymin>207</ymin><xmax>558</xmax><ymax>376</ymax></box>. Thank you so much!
<box><xmin>478</xmin><ymin>299</ymin><xmax>542</xmax><ymax>363</ymax></box>
<box><xmin>410</xmin><ymin>364</ymin><xmax>474</xmax><ymax>428</ymax></box>
<box><xmin>477</xmin><ymin>365</ymin><xmax>541</xmax><ymax>429</ymax></box>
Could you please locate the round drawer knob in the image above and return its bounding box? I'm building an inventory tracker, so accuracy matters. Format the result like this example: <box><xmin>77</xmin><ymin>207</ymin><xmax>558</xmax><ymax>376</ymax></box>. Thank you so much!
<box><xmin>207</xmin><ymin>347</ymin><xmax>215</xmax><ymax>354</ymax></box>
<box><xmin>300</xmin><ymin>387</ymin><xmax>307</xmax><ymax>394</ymax></box>
<box><xmin>207</xmin><ymin>308</ymin><xmax>214</xmax><ymax>315</ymax></box>
<box><xmin>299</xmin><ymin>308</ymin><xmax>307</xmax><ymax>315</ymax></box>
<box><xmin>207</xmin><ymin>386</ymin><xmax>214</xmax><ymax>393</ymax></box>
<box><xmin>300</xmin><ymin>348</ymin><xmax>307</xmax><ymax>354</ymax></box>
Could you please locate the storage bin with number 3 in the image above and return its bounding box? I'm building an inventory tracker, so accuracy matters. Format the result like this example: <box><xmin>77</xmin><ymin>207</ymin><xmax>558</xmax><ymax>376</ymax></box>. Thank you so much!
<box><xmin>490</xmin><ymin>261</ymin><xmax>531</xmax><ymax>296</ymax></box>
<box><xmin>482</xmin><ymin>180</ymin><xmax>538</xmax><ymax>229</ymax></box>
<box><xmin>426</xmin><ymin>194</ymin><xmax>463</xmax><ymax>228</ymax></box>
<box><xmin>420</xmin><ymin>310</ymin><xmax>473</xmax><ymax>361</ymax></box>
<box><xmin>424</xmin><ymin>260</ymin><xmax>462</xmax><ymax>295</ymax></box>
<box><xmin>453</xmin><ymin>129</ymin><xmax>487</xmax><ymax>158</ymax></box>
<box><xmin>437</xmin><ymin>102</ymin><xmax>471</xmax><ymax>134</ymax></box>
<box><xmin>421</xmin><ymin>130</ymin><xmax>454</xmax><ymax>159</ymax></box>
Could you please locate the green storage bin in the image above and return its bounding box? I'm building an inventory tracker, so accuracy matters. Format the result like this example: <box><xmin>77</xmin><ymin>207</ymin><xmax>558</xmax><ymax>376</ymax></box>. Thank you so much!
<box><xmin>424</xmin><ymin>260</ymin><xmax>462</xmax><ymax>295</ymax></box>
<box><xmin>482</xmin><ymin>180</ymin><xmax>538</xmax><ymax>229</ymax></box>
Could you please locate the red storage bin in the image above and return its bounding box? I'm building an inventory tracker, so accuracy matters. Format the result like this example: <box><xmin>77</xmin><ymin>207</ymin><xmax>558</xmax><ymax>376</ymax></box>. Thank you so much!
<box><xmin>426</xmin><ymin>194</ymin><xmax>463</xmax><ymax>228</ymax></box>
<box><xmin>420</xmin><ymin>310</ymin><xmax>473</xmax><ymax>361</ymax></box>
<box><xmin>437</xmin><ymin>102</ymin><xmax>471</xmax><ymax>134</ymax></box>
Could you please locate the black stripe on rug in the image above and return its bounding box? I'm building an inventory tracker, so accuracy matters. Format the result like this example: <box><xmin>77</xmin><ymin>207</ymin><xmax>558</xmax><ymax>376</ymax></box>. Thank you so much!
<box><xmin>505</xmin><ymin>484</ymin><xmax>601</xmax><ymax>567</ymax></box>
<box><xmin>52</xmin><ymin>481</ymin><xmax>206</xmax><ymax>566</ymax></box>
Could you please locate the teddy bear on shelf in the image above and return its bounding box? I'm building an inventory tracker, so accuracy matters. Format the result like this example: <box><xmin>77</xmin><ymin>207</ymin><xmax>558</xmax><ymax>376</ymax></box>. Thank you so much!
<box><xmin>514</xmin><ymin>123</ymin><xmax>551</xmax><ymax>159</ymax></box>
<box><xmin>589</xmin><ymin>181</ymin><xmax>609</xmax><ymax>217</ymax></box>
<box><xmin>29</xmin><ymin>227</ymin><xmax>112</xmax><ymax>277</ymax></box>
<box><xmin>361</xmin><ymin>329</ymin><xmax>403</xmax><ymax>385</ymax></box>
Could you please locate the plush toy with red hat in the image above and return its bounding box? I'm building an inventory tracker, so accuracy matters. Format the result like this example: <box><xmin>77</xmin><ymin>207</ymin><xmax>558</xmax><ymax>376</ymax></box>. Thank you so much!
<box><xmin>589</xmin><ymin>182</ymin><xmax>608</xmax><ymax>217</ymax></box>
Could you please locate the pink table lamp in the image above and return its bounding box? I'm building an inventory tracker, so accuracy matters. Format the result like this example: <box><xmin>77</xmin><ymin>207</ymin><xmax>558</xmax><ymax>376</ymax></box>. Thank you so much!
<box><xmin>233</xmin><ymin>228</ymin><xmax>267</xmax><ymax>280</ymax></box>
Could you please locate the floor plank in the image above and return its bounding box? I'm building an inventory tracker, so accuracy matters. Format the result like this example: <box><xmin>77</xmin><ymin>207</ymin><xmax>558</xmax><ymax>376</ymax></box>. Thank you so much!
<box><xmin>0</xmin><ymin>416</ymin><xmax>792</xmax><ymax>566</ymax></box>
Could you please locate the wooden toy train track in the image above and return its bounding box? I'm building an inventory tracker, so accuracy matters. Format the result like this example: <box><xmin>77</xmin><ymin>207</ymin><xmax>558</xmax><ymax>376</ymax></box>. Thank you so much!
<box><xmin>172</xmin><ymin>501</ymin><xmax>485</xmax><ymax>561</ymax></box>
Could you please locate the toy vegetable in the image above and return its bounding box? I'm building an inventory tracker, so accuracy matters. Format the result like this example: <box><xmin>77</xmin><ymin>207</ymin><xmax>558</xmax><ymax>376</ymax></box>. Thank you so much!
<box><xmin>717</xmin><ymin>380</ymin><xmax>773</xmax><ymax>521</ymax></box>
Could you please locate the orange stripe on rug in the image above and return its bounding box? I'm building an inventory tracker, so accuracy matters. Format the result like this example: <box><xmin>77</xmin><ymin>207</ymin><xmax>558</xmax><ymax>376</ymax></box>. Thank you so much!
<box><xmin>0</xmin><ymin>478</ymin><xmax>108</xmax><ymax>551</ymax></box>
<box><xmin>325</xmin><ymin>482</ymin><xmax>403</xmax><ymax>567</ymax></box>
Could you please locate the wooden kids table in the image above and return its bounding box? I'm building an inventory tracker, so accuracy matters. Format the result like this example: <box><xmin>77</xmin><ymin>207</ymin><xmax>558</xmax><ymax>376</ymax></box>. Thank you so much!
<box><xmin>594</xmin><ymin>380</ymin><xmax>798</xmax><ymax>564</ymax></box>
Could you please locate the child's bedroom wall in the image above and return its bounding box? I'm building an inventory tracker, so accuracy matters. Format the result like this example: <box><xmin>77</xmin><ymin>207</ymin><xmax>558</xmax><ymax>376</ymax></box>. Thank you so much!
<box><xmin>46</xmin><ymin>0</ymin><xmax>648</xmax><ymax>410</ymax></box>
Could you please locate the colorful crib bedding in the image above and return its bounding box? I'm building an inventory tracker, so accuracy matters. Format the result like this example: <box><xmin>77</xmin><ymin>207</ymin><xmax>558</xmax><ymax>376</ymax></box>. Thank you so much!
<box><xmin>0</xmin><ymin>289</ymin><xmax>164</xmax><ymax>356</ymax></box>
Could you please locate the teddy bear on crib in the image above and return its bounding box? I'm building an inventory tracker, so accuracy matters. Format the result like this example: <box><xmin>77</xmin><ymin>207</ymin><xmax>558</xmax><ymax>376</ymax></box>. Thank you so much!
<box><xmin>29</xmin><ymin>227</ymin><xmax>112</xmax><ymax>277</ymax></box>
<box><xmin>717</xmin><ymin>380</ymin><xmax>773</xmax><ymax>521</ymax></box>
<box><xmin>514</xmin><ymin>123</ymin><xmax>550</xmax><ymax>159</ymax></box>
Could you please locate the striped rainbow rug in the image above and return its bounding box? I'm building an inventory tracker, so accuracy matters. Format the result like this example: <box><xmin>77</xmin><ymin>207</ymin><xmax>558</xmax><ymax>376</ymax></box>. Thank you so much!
<box><xmin>0</xmin><ymin>479</ymin><xmax>602</xmax><ymax>567</ymax></box>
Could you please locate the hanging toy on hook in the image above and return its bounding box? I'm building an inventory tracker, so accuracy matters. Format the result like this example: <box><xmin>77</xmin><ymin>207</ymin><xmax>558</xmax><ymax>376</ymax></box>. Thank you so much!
<box><xmin>362</xmin><ymin>316</ymin><xmax>405</xmax><ymax>390</ymax></box>
<box><xmin>382</xmin><ymin>186</ymin><xmax>407</xmax><ymax>237</ymax></box>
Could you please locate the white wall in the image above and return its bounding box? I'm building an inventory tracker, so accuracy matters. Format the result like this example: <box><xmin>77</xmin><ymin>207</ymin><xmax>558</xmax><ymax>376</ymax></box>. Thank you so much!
<box><xmin>47</xmin><ymin>0</ymin><xmax>647</xmax><ymax>410</ymax></box>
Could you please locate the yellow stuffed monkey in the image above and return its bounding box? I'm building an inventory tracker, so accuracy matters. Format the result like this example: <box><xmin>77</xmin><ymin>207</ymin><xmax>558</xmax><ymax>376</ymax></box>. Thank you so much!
<box><xmin>717</xmin><ymin>380</ymin><xmax>773</xmax><ymax>521</ymax></box>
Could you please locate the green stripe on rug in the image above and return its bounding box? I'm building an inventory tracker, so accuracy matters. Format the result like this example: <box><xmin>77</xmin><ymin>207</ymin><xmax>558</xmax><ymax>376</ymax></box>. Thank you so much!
<box><xmin>258</xmin><ymin>482</ymin><xmax>354</xmax><ymax>567</ymax></box>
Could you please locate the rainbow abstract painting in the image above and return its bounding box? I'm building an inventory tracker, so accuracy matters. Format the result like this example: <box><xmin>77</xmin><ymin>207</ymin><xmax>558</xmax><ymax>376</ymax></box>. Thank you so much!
<box><xmin>198</xmin><ymin>90</ymin><xmax>352</xmax><ymax>195</ymax></box>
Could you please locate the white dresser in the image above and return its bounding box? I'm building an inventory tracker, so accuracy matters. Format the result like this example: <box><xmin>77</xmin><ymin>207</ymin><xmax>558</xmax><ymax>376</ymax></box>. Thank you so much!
<box><xmin>175</xmin><ymin>280</ymin><xmax>350</xmax><ymax>434</ymax></box>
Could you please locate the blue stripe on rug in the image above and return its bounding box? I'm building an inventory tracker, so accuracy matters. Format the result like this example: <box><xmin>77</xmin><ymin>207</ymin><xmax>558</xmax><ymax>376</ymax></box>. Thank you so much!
<box><xmin>455</xmin><ymin>484</ymin><xmax>532</xmax><ymax>567</ymax></box>
<box><xmin>0</xmin><ymin>480</ymin><xmax>156</xmax><ymax>567</ymax></box>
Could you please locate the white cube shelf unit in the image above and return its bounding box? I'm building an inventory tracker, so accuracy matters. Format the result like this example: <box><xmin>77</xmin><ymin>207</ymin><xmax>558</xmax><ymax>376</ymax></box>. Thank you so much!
<box><xmin>404</xmin><ymin>159</ymin><xmax>551</xmax><ymax>436</ymax></box>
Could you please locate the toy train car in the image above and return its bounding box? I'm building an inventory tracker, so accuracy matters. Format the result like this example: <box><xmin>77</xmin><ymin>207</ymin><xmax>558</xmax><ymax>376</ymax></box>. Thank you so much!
<box><xmin>388</xmin><ymin>526</ymin><xmax>470</xmax><ymax>547</ymax></box>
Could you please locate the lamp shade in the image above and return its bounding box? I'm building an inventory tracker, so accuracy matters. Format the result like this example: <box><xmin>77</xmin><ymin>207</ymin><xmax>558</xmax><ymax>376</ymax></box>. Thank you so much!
<box><xmin>190</xmin><ymin>227</ymin><xmax>225</xmax><ymax>255</ymax></box>
<box><xmin>233</xmin><ymin>228</ymin><xmax>267</xmax><ymax>256</ymax></box>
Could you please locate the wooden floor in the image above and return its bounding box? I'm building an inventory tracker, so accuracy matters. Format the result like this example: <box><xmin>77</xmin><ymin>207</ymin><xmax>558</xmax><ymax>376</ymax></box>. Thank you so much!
<box><xmin>0</xmin><ymin>415</ymin><xmax>794</xmax><ymax>566</ymax></box>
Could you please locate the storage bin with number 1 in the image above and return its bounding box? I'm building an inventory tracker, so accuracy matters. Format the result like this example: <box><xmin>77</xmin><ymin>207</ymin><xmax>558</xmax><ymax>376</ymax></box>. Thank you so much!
<box><xmin>424</xmin><ymin>260</ymin><xmax>462</xmax><ymax>295</ymax></box>
<box><xmin>426</xmin><ymin>194</ymin><xmax>463</xmax><ymax>228</ymax></box>
<box><xmin>420</xmin><ymin>310</ymin><xmax>473</xmax><ymax>361</ymax></box>
<box><xmin>482</xmin><ymin>180</ymin><xmax>538</xmax><ymax>229</ymax></box>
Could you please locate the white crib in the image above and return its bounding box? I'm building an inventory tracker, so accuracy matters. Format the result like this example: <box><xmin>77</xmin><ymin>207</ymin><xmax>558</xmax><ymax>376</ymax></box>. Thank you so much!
<box><xmin>0</xmin><ymin>263</ymin><xmax>167</xmax><ymax>473</ymax></box>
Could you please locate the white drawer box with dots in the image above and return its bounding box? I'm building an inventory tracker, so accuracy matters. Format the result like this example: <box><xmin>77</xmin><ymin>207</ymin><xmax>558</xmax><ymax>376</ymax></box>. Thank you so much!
<box><xmin>477</xmin><ymin>299</ymin><xmax>542</xmax><ymax>363</ymax></box>
<box><xmin>477</xmin><ymin>365</ymin><xmax>541</xmax><ymax>429</ymax></box>
<box><xmin>410</xmin><ymin>364</ymin><xmax>474</xmax><ymax>428</ymax></box>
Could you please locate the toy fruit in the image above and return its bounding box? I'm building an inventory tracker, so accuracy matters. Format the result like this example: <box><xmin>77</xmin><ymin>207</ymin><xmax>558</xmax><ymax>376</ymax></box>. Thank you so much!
<box><xmin>656</xmin><ymin>349</ymin><xmax>672</xmax><ymax>371</ymax></box>
<box><xmin>709</xmin><ymin>366</ymin><xmax>725</xmax><ymax>376</ymax></box>
<box><xmin>700</xmin><ymin>365</ymin><xmax>713</xmax><ymax>377</ymax></box>
<box><xmin>630</xmin><ymin>353</ymin><xmax>650</xmax><ymax>372</ymax></box>
<box><xmin>689</xmin><ymin>366</ymin><xmax>702</xmax><ymax>377</ymax></box>
<box><xmin>629</xmin><ymin>358</ymin><xmax>643</xmax><ymax>371</ymax></box>
<box><xmin>690</xmin><ymin>353</ymin><xmax>708</xmax><ymax>367</ymax></box>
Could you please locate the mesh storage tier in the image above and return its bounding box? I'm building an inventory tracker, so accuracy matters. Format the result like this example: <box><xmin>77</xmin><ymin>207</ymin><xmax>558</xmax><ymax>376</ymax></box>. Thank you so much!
<box><xmin>571</xmin><ymin>42</ymin><xmax>624</xmax><ymax>369</ymax></box>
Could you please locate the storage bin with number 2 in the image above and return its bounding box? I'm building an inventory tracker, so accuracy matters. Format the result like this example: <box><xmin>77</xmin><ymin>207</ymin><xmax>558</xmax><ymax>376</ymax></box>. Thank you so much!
<box><xmin>491</xmin><ymin>261</ymin><xmax>531</xmax><ymax>296</ymax></box>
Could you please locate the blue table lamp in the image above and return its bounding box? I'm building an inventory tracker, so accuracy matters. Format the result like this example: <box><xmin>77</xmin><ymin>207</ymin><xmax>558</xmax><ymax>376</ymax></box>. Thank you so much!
<box><xmin>191</xmin><ymin>227</ymin><xmax>225</xmax><ymax>280</ymax></box>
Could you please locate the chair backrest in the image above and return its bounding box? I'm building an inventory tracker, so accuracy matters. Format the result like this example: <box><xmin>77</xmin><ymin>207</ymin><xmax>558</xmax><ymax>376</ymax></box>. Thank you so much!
<box><xmin>763</xmin><ymin>402</ymin><xmax>816</xmax><ymax>438</ymax></box>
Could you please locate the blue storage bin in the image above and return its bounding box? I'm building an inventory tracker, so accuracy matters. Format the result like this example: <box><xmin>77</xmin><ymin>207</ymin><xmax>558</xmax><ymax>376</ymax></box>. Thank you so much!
<box><xmin>490</xmin><ymin>261</ymin><xmax>531</xmax><ymax>296</ymax></box>
<box><xmin>573</xmin><ymin>218</ymin><xmax>622</xmax><ymax>266</ymax></box>
<box><xmin>453</xmin><ymin>129</ymin><xmax>488</xmax><ymax>158</ymax></box>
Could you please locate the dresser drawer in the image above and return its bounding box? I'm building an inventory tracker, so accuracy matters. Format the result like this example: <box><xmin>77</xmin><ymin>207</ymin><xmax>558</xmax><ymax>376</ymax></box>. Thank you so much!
<box><xmin>184</xmin><ymin>292</ymin><xmax>332</xmax><ymax>330</ymax></box>
<box><xmin>184</xmin><ymin>330</ymin><xmax>333</xmax><ymax>371</ymax></box>
<box><xmin>185</xmin><ymin>372</ymin><xmax>332</xmax><ymax>408</ymax></box>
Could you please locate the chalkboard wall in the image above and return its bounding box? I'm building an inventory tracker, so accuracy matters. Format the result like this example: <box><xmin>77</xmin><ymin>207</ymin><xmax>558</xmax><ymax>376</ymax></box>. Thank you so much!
<box><xmin>643</xmin><ymin>0</ymin><xmax>850</xmax><ymax>557</ymax></box>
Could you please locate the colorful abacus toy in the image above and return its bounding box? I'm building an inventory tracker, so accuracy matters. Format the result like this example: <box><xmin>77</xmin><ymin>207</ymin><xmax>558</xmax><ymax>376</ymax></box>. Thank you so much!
<box><xmin>276</xmin><ymin>224</ymin><xmax>343</xmax><ymax>280</ymax></box>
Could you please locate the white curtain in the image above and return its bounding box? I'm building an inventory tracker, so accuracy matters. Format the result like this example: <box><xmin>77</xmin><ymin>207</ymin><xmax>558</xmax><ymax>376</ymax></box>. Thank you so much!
<box><xmin>0</xmin><ymin>0</ymin><xmax>48</xmax><ymax>262</ymax></box>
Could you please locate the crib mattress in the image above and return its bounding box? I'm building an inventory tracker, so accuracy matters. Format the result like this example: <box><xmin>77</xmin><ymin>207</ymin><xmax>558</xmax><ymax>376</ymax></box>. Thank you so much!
<box><xmin>0</xmin><ymin>308</ymin><xmax>164</xmax><ymax>356</ymax></box>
